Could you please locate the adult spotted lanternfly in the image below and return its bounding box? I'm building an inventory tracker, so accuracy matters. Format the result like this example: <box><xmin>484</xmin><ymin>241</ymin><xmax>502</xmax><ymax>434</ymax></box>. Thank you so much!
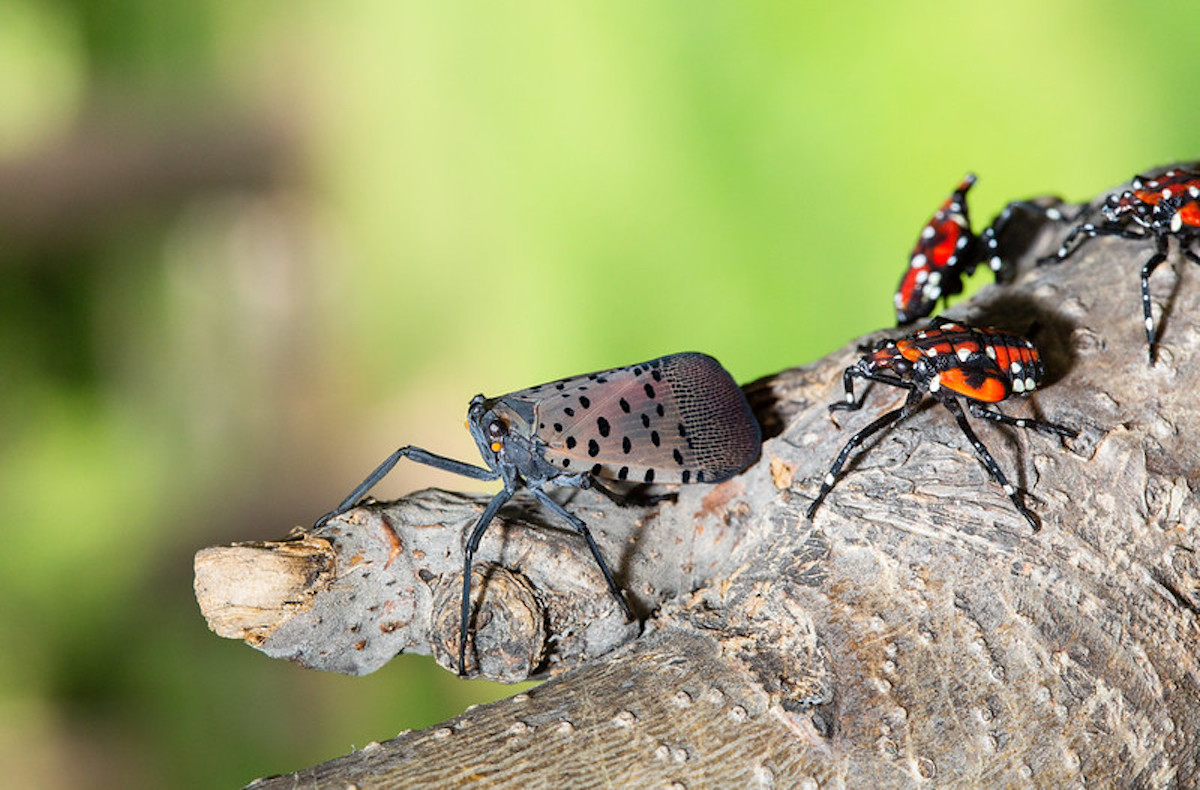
<box><xmin>896</xmin><ymin>174</ymin><xmax>1073</xmax><ymax>325</ymax></box>
<box><xmin>315</xmin><ymin>352</ymin><xmax>761</xmax><ymax>674</ymax></box>
<box><xmin>806</xmin><ymin>319</ymin><xmax>1076</xmax><ymax>531</ymax></box>
<box><xmin>1040</xmin><ymin>166</ymin><xmax>1200</xmax><ymax>362</ymax></box>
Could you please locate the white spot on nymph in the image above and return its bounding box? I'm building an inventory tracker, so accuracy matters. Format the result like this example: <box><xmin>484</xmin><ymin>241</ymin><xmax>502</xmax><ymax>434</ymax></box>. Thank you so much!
<box><xmin>1171</xmin><ymin>211</ymin><xmax>1183</xmax><ymax>233</ymax></box>
<box><xmin>1146</xmin><ymin>316</ymin><xmax>1154</xmax><ymax>331</ymax></box>
<box><xmin>928</xmin><ymin>271</ymin><xmax>942</xmax><ymax>285</ymax></box>
<box><xmin>1016</xmin><ymin>419</ymin><xmax>1027</xmax><ymax>428</ymax></box>
<box><xmin>845</xmin><ymin>392</ymin><xmax>855</xmax><ymax>403</ymax></box>
<box><xmin>926</xmin><ymin>347</ymin><xmax>938</xmax><ymax>357</ymax></box>
<box><xmin>911</xmin><ymin>253</ymin><xmax>927</xmax><ymax>269</ymax></box>
<box><xmin>1003</xmin><ymin>484</ymin><xmax>1016</xmax><ymax>495</ymax></box>
<box><xmin>1010</xmin><ymin>361</ymin><xmax>1022</xmax><ymax>374</ymax></box>
<box><xmin>989</xmin><ymin>256</ymin><xmax>1002</xmax><ymax>271</ymax></box>
<box><xmin>922</xmin><ymin>226</ymin><xmax>936</xmax><ymax>240</ymax></box>
<box><xmin>1163</xmin><ymin>188</ymin><xmax>1174</xmax><ymax>199</ymax></box>
<box><xmin>824</xmin><ymin>473</ymin><xmax>835</xmax><ymax>486</ymax></box>
<box><xmin>1024</xmin><ymin>377</ymin><xmax>1036</xmax><ymax>391</ymax></box>
<box><xmin>986</xmin><ymin>345</ymin><xmax>997</xmax><ymax>359</ymax></box>
<box><xmin>894</xmin><ymin>293</ymin><xmax>904</xmax><ymax>307</ymax></box>
<box><xmin>1047</xmin><ymin>207</ymin><xmax>1063</xmax><ymax>221</ymax></box>
<box><xmin>957</xmin><ymin>347</ymin><xmax>972</xmax><ymax>362</ymax></box>
<box><xmin>1012</xmin><ymin>378</ymin><xmax>1025</xmax><ymax>394</ymax></box>
<box><xmin>928</xmin><ymin>373</ymin><xmax>941</xmax><ymax>392</ymax></box>
<box><xmin>956</xmin><ymin>236</ymin><xmax>969</xmax><ymax>249</ymax></box>
<box><xmin>1190</xmin><ymin>186</ymin><xmax>1199</xmax><ymax>198</ymax></box>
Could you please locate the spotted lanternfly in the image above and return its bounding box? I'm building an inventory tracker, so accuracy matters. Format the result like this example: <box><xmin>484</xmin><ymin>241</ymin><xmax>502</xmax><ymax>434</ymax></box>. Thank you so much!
<box><xmin>1041</xmin><ymin>166</ymin><xmax>1200</xmax><ymax>362</ymax></box>
<box><xmin>806</xmin><ymin>318</ymin><xmax>1076</xmax><ymax>531</ymax></box>
<box><xmin>895</xmin><ymin>175</ymin><xmax>986</xmax><ymax>325</ymax></box>
<box><xmin>314</xmin><ymin>352</ymin><xmax>761</xmax><ymax>674</ymax></box>
<box><xmin>896</xmin><ymin>174</ymin><xmax>1073</xmax><ymax>325</ymax></box>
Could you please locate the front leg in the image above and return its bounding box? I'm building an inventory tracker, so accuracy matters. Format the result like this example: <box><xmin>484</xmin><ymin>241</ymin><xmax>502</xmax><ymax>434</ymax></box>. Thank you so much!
<box><xmin>830</xmin><ymin>368</ymin><xmax>916</xmax><ymax>413</ymax></box>
<box><xmin>1039</xmin><ymin>220</ymin><xmax>1149</xmax><ymax>265</ymax></box>
<box><xmin>808</xmin><ymin>386</ymin><xmax>924</xmax><ymax>521</ymax></box>
<box><xmin>315</xmin><ymin>446</ymin><xmax>499</xmax><ymax>528</ymax></box>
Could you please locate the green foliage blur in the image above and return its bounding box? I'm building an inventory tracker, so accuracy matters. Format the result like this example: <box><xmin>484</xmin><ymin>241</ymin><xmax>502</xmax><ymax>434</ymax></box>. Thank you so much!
<box><xmin>1</xmin><ymin>1</ymin><xmax>1197</xmax><ymax>786</ymax></box>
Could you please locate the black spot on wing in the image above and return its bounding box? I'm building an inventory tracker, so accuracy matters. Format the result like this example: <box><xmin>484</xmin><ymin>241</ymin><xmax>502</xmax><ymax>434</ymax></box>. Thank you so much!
<box><xmin>529</xmin><ymin>353</ymin><xmax>759</xmax><ymax>485</ymax></box>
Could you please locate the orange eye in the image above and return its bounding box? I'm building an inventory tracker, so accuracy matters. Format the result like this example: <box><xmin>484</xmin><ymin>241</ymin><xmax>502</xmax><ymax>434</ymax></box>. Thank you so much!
<box><xmin>490</xmin><ymin>442</ymin><xmax>502</xmax><ymax>452</ymax></box>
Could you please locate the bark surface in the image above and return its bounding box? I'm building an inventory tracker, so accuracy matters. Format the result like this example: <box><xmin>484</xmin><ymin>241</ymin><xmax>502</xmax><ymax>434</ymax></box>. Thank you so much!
<box><xmin>197</xmin><ymin>174</ymin><xmax>1200</xmax><ymax>788</ymax></box>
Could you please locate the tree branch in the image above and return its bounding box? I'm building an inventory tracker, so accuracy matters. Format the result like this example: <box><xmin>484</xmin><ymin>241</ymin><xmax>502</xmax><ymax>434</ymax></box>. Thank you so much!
<box><xmin>198</xmin><ymin>172</ymin><xmax>1200</xmax><ymax>787</ymax></box>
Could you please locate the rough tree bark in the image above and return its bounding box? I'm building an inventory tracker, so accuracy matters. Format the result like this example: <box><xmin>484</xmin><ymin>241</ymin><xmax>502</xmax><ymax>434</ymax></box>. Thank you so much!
<box><xmin>196</xmin><ymin>173</ymin><xmax>1200</xmax><ymax>788</ymax></box>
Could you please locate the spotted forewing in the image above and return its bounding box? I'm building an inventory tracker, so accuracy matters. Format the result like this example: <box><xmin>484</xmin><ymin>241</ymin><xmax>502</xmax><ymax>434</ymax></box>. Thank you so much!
<box><xmin>503</xmin><ymin>353</ymin><xmax>761</xmax><ymax>485</ymax></box>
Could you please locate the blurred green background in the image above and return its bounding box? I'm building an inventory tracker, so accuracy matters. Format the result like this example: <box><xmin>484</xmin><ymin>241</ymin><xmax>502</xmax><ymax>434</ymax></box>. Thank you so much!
<box><xmin>1</xmin><ymin>1</ymin><xmax>1197</xmax><ymax>786</ymax></box>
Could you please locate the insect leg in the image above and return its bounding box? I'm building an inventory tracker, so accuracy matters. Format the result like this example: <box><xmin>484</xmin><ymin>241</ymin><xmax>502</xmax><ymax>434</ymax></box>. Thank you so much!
<box><xmin>966</xmin><ymin>402</ymin><xmax>1077</xmax><ymax>439</ymax></box>
<box><xmin>588</xmin><ymin>477</ymin><xmax>675</xmax><ymax>507</ymax></box>
<box><xmin>941</xmin><ymin>398</ymin><xmax>1039</xmax><ymax>531</ymax></box>
<box><xmin>1038</xmin><ymin>221</ymin><xmax>1148</xmax><ymax>266</ymax></box>
<box><xmin>1038</xmin><ymin>220</ymin><xmax>1095</xmax><ymax>265</ymax></box>
<box><xmin>830</xmin><ymin>369</ymin><xmax>916</xmax><ymax>413</ymax></box>
<box><xmin>807</xmin><ymin>386</ymin><xmax>923</xmax><ymax>520</ymax></box>
<box><xmin>980</xmin><ymin>199</ymin><xmax>1078</xmax><ymax>280</ymax></box>
<box><xmin>315</xmin><ymin>446</ymin><xmax>499</xmax><ymax>527</ymax></box>
<box><xmin>529</xmin><ymin>486</ymin><xmax>634</xmax><ymax>621</ymax></box>
<box><xmin>458</xmin><ymin>487</ymin><xmax>515</xmax><ymax>676</ymax></box>
<box><xmin>831</xmin><ymin>367</ymin><xmax>865</xmax><ymax>411</ymax></box>
<box><xmin>1140</xmin><ymin>236</ymin><xmax>1171</xmax><ymax>363</ymax></box>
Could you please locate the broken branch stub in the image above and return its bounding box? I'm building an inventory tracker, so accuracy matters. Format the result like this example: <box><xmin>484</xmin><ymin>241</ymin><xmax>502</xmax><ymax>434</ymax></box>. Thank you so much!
<box><xmin>193</xmin><ymin>481</ymin><xmax>756</xmax><ymax>680</ymax></box>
